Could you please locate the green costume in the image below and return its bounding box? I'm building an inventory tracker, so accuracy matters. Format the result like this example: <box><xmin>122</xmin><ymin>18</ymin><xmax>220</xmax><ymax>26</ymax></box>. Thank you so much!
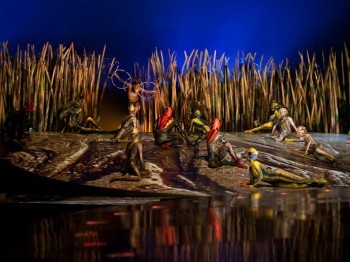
<box><xmin>246</xmin><ymin>148</ymin><xmax>327</xmax><ymax>188</ymax></box>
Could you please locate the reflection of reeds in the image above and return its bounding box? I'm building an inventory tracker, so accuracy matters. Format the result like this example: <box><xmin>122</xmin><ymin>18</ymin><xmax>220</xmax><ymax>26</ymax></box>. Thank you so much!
<box><xmin>1</xmin><ymin>42</ymin><xmax>349</xmax><ymax>133</ymax></box>
<box><xmin>0</xmin><ymin>42</ymin><xmax>111</xmax><ymax>132</ymax></box>
<box><xmin>28</xmin><ymin>193</ymin><xmax>346</xmax><ymax>262</ymax></box>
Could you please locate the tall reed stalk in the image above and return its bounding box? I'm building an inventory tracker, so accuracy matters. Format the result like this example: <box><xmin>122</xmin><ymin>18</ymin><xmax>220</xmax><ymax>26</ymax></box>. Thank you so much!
<box><xmin>0</xmin><ymin>42</ymin><xmax>112</xmax><ymax>132</ymax></box>
<box><xmin>134</xmin><ymin>46</ymin><xmax>349</xmax><ymax>133</ymax></box>
<box><xmin>1</xmin><ymin>42</ymin><xmax>349</xmax><ymax>134</ymax></box>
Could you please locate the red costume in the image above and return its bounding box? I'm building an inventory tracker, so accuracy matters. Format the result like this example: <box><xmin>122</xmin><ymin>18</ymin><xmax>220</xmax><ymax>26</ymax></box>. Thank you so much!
<box><xmin>195</xmin><ymin>118</ymin><xmax>246</xmax><ymax>169</ymax></box>
<box><xmin>153</xmin><ymin>107</ymin><xmax>192</xmax><ymax>149</ymax></box>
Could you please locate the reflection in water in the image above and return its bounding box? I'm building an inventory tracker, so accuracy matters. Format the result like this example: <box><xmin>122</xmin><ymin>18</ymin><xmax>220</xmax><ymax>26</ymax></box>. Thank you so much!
<box><xmin>1</xmin><ymin>188</ymin><xmax>349</xmax><ymax>261</ymax></box>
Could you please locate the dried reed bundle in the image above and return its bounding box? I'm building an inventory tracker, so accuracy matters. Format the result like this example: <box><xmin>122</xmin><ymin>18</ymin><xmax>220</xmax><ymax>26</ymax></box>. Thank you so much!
<box><xmin>0</xmin><ymin>42</ymin><xmax>107</xmax><ymax>132</ymax></box>
<box><xmin>1</xmin><ymin>42</ymin><xmax>349</xmax><ymax>134</ymax></box>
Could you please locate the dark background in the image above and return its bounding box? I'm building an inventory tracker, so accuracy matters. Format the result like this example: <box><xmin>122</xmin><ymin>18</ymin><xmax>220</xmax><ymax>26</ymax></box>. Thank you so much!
<box><xmin>2</xmin><ymin>0</ymin><xmax>350</xmax><ymax>69</ymax></box>
<box><xmin>1</xmin><ymin>0</ymin><xmax>350</xmax><ymax>129</ymax></box>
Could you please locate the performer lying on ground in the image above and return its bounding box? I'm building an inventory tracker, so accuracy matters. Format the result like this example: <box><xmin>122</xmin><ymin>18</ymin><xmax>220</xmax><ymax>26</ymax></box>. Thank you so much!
<box><xmin>195</xmin><ymin>118</ymin><xmax>246</xmax><ymax>169</ymax></box>
<box><xmin>242</xmin><ymin>147</ymin><xmax>327</xmax><ymax>188</ymax></box>
<box><xmin>291</xmin><ymin>126</ymin><xmax>337</xmax><ymax>162</ymax></box>
<box><xmin>244</xmin><ymin>100</ymin><xmax>284</xmax><ymax>134</ymax></box>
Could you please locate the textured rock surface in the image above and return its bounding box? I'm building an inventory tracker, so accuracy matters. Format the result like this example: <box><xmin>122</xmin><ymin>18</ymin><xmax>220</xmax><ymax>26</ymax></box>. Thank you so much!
<box><xmin>1</xmin><ymin>132</ymin><xmax>349</xmax><ymax>196</ymax></box>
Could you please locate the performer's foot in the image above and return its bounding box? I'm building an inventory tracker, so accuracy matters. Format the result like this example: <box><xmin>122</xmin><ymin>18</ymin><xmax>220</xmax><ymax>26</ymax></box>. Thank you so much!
<box><xmin>161</xmin><ymin>143</ymin><xmax>173</xmax><ymax>150</ymax></box>
<box><xmin>140</xmin><ymin>169</ymin><xmax>152</xmax><ymax>178</ymax></box>
<box><xmin>208</xmin><ymin>160</ymin><xmax>218</xmax><ymax>168</ymax></box>
<box><xmin>234</xmin><ymin>160</ymin><xmax>247</xmax><ymax>169</ymax></box>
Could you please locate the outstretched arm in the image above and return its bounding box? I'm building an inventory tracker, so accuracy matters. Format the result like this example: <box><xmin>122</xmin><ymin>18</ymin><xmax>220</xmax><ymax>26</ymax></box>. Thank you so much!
<box><xmin>303</xmin><ymin>140</ymin><xmax>312</xmax><ymax>155</ymax></box>
<box><xmin>115</xmin><ymin>74</ymin><xmax>131</xmax><ymax>88</ymax></box>
<box><xmin>289</xmin><ymin>117</ymin><xmax>298</xmax><ymax>132</ymax></box>
<box><xmin>271</xmin><ymin>122</ymin><xmax>278</xmax><ymax>134</ymax></box>
<box><xmin>140</xmin><ymin>87</ymin><xmax>156</xmax><ymax>94</ymax></box>
<box><xmin>175</xmin><ymin>122</ymin><xmax>193</xmax><ymax>145</ymax></box>
<box><xmin>188</xmin><ymin>119</ymin><xmax>195</xmax><ymax>134</ymax></box>
<box><xmin>248</xmin><ymin>162</ymin><xmax>264</xmax><ymax>188</ymax></box>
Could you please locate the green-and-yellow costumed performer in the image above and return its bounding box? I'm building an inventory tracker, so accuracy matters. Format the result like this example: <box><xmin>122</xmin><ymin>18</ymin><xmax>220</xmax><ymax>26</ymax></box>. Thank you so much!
<box><xmin>244</xmin><ymin>100</ymin><xmax>284</xmax><ymax>134</ymax></box>
<box><xmin>243</xmin><ymin>148</ymin><xmax>327</xmax><ymax>188</ymax></box>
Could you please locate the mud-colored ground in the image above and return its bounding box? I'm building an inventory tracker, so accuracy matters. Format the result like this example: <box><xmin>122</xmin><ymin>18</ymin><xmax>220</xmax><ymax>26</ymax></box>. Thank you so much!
<box><xmin>1</xmin><ymin>131</ymin><xmax>350</xmax><ymax>197</ymax></box>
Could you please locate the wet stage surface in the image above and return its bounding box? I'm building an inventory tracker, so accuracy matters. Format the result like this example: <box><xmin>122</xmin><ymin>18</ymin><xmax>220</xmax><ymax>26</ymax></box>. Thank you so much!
<box><xmin>0</xmin><ymin>132</ymin><xmax>350</xmax><ymax>261</ymax></box>
<box><xmin>1</xmin><ymin>132</ymin><xmax>350</xmax><ymax>195</ymax></box>
<box><xmin>0</xmin><ymin>188</ymin><xmax>349</xmax><ymax>261</ymax></box>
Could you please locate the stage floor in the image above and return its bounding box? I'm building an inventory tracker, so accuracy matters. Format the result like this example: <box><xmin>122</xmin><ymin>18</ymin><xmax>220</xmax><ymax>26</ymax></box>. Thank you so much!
<box><xmin>1</xmin><ymin>132</ymin><xmax>349</xmax><ymax>197</ymax></box>
<box><xmin>1</xmin><ymin>132</ymin><xmax>349</xmax><ymax>261</ymax></box>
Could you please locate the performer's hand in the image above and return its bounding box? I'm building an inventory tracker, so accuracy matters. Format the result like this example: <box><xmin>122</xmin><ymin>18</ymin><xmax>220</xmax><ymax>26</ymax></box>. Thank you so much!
<box><xmin>240</xmin><ymin>182</ymin><xmax>249</xmax><ymax>188</ymax></box>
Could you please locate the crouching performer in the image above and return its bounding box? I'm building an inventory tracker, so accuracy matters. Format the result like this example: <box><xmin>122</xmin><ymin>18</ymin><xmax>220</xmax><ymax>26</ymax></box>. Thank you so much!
<box><xmin>243</xmin><ymin>147</ymin><xmax>327</xmax><ymax>188</ymax></box>
<box><xmin>188</xmin><ymin>109</ymin><xmax>211</xmax><ymax>137</ymax></box>
<box><xmin>153</xmin><ymin>106</ymin><xmax>193</xmax><ymax>149</ymax></box>
<box><xmin>195</xmin><ymin>118</ymin><xmax>246</xmax><ymax>169</ymax></box>
<box><xmin>272</xmin><ymin>107</ymin><xmax>298</xmax><ymax>142</ymax></box>
<box><xmin>294</xmin><ymin>126</ymin><xmax>336</xmax><ymax>162</ymax></box>
<box><xmin>111</xmin><ymin>128</ymin><xmax>151</xmax><ymax>182</ymax></box>
<box><xmin>124</xmin><ymin>128</ymin><xmax>151</xmax><ymax>180</ymax></box>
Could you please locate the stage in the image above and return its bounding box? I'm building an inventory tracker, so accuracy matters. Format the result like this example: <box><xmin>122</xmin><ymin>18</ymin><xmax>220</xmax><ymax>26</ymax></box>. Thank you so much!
<box><xmin>1</xmin><ymin>132</ymin><xmax>349</xmax><ymax>197</ymax></box>
<box><xmin>1</xmin><ymin>132</ymin><xmax>350</xmax><ymax>261</ymax></box>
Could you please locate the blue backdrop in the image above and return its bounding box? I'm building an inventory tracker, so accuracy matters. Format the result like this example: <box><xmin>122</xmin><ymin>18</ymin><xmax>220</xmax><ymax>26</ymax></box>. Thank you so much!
<box><xmin>1</xmin><ymin>0</ymin><xmax>350</xmax><ymax>71</ymax></box>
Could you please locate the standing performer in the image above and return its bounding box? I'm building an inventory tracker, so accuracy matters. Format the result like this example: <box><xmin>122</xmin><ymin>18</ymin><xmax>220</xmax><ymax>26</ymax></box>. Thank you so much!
<box><xmin>113</xmin><ymin>102</ymin><xmax>141</xmax><ymax>143</ymax></box>
<box><xmin>114</xmin><ymin>74</ymin><xmax>155</xmax><ymax>106</ymax></box>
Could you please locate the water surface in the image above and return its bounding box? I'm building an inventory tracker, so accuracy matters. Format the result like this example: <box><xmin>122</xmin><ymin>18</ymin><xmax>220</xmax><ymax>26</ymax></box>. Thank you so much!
<box><xmin>1</xmin><ymin>187</ymin><xmax>349</xmax><ymax>261</ymax></box>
